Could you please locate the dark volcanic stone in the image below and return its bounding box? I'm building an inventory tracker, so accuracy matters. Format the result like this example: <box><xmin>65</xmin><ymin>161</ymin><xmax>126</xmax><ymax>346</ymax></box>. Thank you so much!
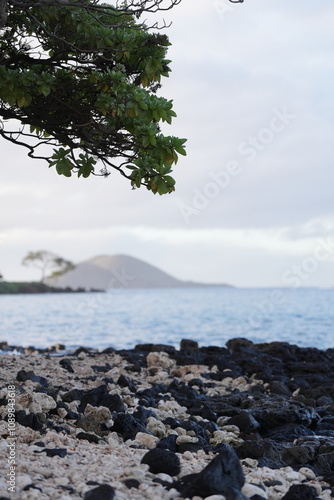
<box><xmin>76</xmin><ymin>432</ymin><xmax>100</xmax><ymax>443</ymax></box>
<box><xmin>174</xmin><ymin>444</ymin><xmax>244</xmax><ymax>498</ymax></box>
<box><xmin>132</xmin><ymin>406</ymin><xmax>157</xmax><ymax>425</ymax></box>
<box><xmin>198</xmin><ymin>419</ymin><xmax>219</xmax><ymax>435</ymax></box>
<box><xmin>180</xmin><ymin>339</ymin><xmax>199</xmax><ymax>350</ymax></box>
<box><xmin>134</xmin><ymin>343</ymin><xmax>176</xmax><ymax>353</ymax></box>
<box><xmin>34</xmin><ymin>448</ymin><xmax>67</xmax><ymax>458</ymax></box>
<box><xmin>156</xmin><ymin>434</ymin><xmax>178</xmax><ymax>452</ymax></box>
<box><xmin>73</xmin><ymin>347</ymin><xmax>93</xmax><ymax>356</ymax></box>
<box><xmin>265</xmin><ymin>423</ymin><xmax>315</xmax><ymax>442</ymax></box>
<box><xmin>123</xmin><ymin>479</ymin><xmax>140</xmax><ymax>489</ymax></box>
<box><xmin>91</xmin><ymin>364</ymin><xmax>111</xmax><ymax>373</ymax></box>
<box><xmin>22</xmin><ymin>484</ymin><xmax>42</xmax><ymax>492</ymax></box>
<box><xmin>117</xmin><ymin>374</ymin><xmax>136</xmax><ymax>391</ymax></box>
<box><xmin>16</xmin><ymin>369</ymin><xmax>48</xmax><ymax>387</ymax></box>
<box><xmin>59</xmin><ymin>358</ymin><xmax>74</xmax><ymax>373</ymax></box>
<box><xmin>16</xmin><ymin>410</ymin><xmax>44</xmax><ymax>430</ymax></box>
<box><xmin>62</xmin><ymin>388</ymin><xmax>84</xmax><ymax>403</ymax></box>
<box><xmin>227</xmin><ymin>412</ymin><xmax>260</xmax><ymax>434</ymax></box>
<box><xmin>249</xmin><ymin>397</ymin><xmax>318</xmax><ymax>431</ymax></box>
<box><xmin>141</xmin><ymin>448</ymin><xmax>181</xmax><ymax>476</ymax></box>
<box><xmin>33</xmin><ymin>441</ymin><xmax>46</xmax><ymax>447</ymax></box>
<box><xmin>84</xmin><ymin>484</ymin><xmax>115</xmax><ymax>500</ymax></box>
<box><xmin>112</xmin><ymin>414</ymin><xmax>150</xmax><ymax>441</ymax></box>
<box><xmin>226</xmin><ymin>338</ymin><xmax>255</xmax><ymax>352</ymax></box>
<box><xmin>313</xmin><ymin>451</ymin><xmax>334</xmax><ymax>475</ymax></box>
<box><xmin>225</xmin><ymin>488</ymin><xmax>250</xmax><ymax>499</ymax></box>
<box><xmin>78</xmin><ymin>385</ymin><xmax>125</xmax><ymax>413</ymax></box>
<box><xmin>101</xmin><ymin>347</ymin><xmax>116</xmax><ymax>354</ymax></box>
<box><xmin>269</xmin><ymin>380</ymin><xmax>292</xmax><ymax>397</ymax></box>
<box><xmin>282</xmin><ymin>445</ymin><xmax>315</xmax><ymax>465</ymax></box>
<box><xmin>235</xmin><ymin>440</ymin><xmax>266</xmax><ymax>460</ymax></box>
<box><xmin>281</xmin><ymin>483</ymin><xmax>318</xmax><ymax>500</ymax></box>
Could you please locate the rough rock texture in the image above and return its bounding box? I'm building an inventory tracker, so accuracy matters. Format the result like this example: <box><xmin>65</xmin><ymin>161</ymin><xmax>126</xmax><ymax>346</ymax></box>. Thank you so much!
<box><xmin>0</xmin><ymin>338</ymin><xmax>333</xmax><ymax>499</ymax></box>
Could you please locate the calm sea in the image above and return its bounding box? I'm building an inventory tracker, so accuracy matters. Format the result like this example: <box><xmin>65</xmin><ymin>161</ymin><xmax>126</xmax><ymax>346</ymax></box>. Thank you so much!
<box><xmin>0</xmin><ymin>287</ymin><xmax>333</xmax><ymax>352</ymax></box>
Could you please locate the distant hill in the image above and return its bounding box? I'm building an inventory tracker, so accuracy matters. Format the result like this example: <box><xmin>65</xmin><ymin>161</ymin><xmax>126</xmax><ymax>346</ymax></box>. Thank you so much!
<box><xmin>50</xmin><ymin>254</ymin><xmax>232</xmax><ymax>290</ymax></box>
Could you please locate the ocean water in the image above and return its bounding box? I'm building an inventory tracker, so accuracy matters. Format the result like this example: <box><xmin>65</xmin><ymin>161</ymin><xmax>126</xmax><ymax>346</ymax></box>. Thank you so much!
<box><xmin>0</xmin><ymin>287</ymin><xmax>333</xmax><ymax>352</ymax></box>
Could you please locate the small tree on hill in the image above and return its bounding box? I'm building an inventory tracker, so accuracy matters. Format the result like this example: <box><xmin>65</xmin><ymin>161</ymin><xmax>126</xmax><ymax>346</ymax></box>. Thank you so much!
<box><xmin>22</xmin><ymin>250</ymin><xmax>75</xmax><ymax>282</ymax></box>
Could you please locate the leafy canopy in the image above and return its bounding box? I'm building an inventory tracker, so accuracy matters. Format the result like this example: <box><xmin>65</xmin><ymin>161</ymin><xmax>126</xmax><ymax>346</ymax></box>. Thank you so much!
<box><xmin>0</xmin><ymin>0</ymin><xmax>186</xmax><ymax>194</ymax></box>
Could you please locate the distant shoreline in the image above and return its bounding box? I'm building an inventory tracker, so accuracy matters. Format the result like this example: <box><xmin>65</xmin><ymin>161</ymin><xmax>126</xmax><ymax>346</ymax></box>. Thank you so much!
<box><xmin>0</xmin><ymin>281</ymin><xmax>104</xmax><ymax>295</ymax></box>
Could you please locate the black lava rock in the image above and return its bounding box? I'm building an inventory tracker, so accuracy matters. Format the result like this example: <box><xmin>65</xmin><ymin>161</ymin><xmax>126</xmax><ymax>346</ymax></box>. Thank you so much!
<box><xmin>15</xmin><ymin>410</ymin><xmax>44</xmax><ymax>431</ymax></box>
<box><xmin>123</xmin><ymin>479</ymin><xmax>140</xmax><ymax>489</ymax></box>
<box><xmin>227</xmin><ymin>412</ymin><xmax>261</xmax><ymax>434</ymax></box>
<box><xmin>111</xmin><ymin>414</ymin><xmax>150</xmax><ymax>440</ymax></box>
<box><xmin>281</xmin><ymin>483</ymin><xmax>319</xmax><ymax>500</ymax></box>
<box><xmin>132</xmin><ymin>406</ymin><xmax>157</xmax><ymax>425</ymax></box>
<box><xmin>76</xmin><ymin>432</ymin><xmax>100</xmax><ymax>443</ymax></box>
<box><xmin>84</xmin><ymin>484</ymin><xmax>115</xmax><ymax>500</ymax></box>
<box><xmin>16</xmin><ymin>369</ymin><xmax>48</xmax><ymax>387</ymax></box>
<box><xmin>225</xmin><ymin>487</ymin><xmax>250</xmax><ymax>499</ymax></box>
<box><xmin>247</xmin><ymin>495</ymin><xmax>267</xmax><ymax>500</ymax></box>
<box><xmin>141</xmin><ymin>448</ymin><xmax>181</xmax><ymax>476</ymax></box>
<box><xmin>62</xmin><ymin>388</ymin><xmax>84</xmax><ymax>403</ymax></box>
<box><xmin>265</xmin><ymin>423</ymin><xmax>315</xmax><ymax>442</ymax></box>
<box><xmin>22</xmin><ymin>484</ymin><xmax>43</xmax><ymax>492</ymax></box>
<box><xmin>78</xmin><ymin>385</ymin><xmax>125</xmax><ymax>413</ymax></box>
<box><xmin>91</xmin><ymin>364</ymin><xmax>111</xmax><ymax>373</ymax></box>
<box><xmin>235</xmin><ymin>440</ymin><xmax>267</xmax><ymax>460</ymax></box>
<box><xmin>174</xmin><ymin>444</ymin><xmax>244</xmax><ymax>498</ymax></box>
<box><xmin>59</xmin><ymin>358</ymin><xmax>74</xmax><ymax>373</ymax></box>
<box><xmin>180</xmin><ymin>339</ymin><xmax>199</xmax><ymax>350</ymax></box>
<box><xmin>156</xmin><ymin>434</ymin><xmax>178</xmax><ymax>452</ymax></box>
<box><xmin>117</xmin><ymin>374</ymin><xmax>136</xmax><ymax>392</ymax></box>
<box><xmin>282</xmin><ymin>444</ymin><xmax>316</xmax><ymax>466</ymax></box>
<box><xmin>34</xmin><ymin>448</ymin><xmax>67</xmax><ymax>458</ymax></box>
<box><xmin>33</xmin><ymin>441</ymin><xmax>46</xmax><ymax>447</ymax></box>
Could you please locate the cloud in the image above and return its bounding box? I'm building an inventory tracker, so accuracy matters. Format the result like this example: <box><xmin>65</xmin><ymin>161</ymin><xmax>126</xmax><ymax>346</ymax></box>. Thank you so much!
<box><xmin>1</xmin><ymin>0</ymin><xmax>334</xmax><ymax>286</ymax></box>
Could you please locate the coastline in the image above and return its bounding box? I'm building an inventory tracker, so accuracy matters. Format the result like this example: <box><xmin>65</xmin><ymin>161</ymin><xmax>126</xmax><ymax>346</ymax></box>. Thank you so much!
<box><xmin>0</xmin><ymin>282</ymin><xmax>104</xmax><ymax>295</ymax></box>
<box><xmin>0</xmin><ymin>338</ymin><xmax>333</xmax><ymax>499</ymax></box>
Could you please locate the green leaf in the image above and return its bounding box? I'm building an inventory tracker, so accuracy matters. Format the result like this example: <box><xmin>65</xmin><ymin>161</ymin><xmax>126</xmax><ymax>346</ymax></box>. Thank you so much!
<box><xmin>40</xmin><ymin>85</ymin><xmax>51</xmax><ymax>97</ymax></box>
<box><xmin>0</xmin><ymin>2</ymin><xmax>187</xmax><ymax>195</ymax></box>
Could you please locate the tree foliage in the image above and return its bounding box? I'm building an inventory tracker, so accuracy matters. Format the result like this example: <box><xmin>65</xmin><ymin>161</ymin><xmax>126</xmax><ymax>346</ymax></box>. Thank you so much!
<box><xmin>0</xmin><ymin>0</ymin><xmax>187</xmax><ymax>194</ymax></box>
<box><xmin>22</xmin><ymin>250</ymin><xmax>75</xmax><ymax>282</ymax></box>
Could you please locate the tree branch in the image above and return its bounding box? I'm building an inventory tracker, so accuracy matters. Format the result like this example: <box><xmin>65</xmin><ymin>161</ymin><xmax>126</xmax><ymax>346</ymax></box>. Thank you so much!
<box><xmin>0</xmin><ymin>0</ymin><xmax>7</xmax><ymax>28</ymax></box>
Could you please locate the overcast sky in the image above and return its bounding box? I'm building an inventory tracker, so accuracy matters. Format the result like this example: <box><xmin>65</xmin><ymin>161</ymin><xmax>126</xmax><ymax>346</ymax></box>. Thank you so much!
<box><xmin>1</xmin><ymin>0</ymin><xmax>334</xmax><ymax>287</ymax></box>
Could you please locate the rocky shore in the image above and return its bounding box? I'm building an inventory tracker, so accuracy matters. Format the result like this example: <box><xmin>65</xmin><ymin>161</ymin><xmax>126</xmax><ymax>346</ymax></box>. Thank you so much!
<box><xmin>0</xmin><ymin>282</ymin><xmax>104</xmax><ymax>294</ymax></box>
<box><xmin>0</xmin><ymin>338</ymin><xmax>334</xmax><ymax>500</ymax></box>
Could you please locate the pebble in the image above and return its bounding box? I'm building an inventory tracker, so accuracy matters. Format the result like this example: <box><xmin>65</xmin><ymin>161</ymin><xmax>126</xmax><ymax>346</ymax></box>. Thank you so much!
<box><xmin>1</xmin><ymin>339</ymin><xmax>333</xmax><ymax>500</ymax></box>
<box><xmin>84</xmin><ymin>404</ymin><xmax>112</xmax><ymax>423</ymax></box>
<box><xmin>146</xmin><ymin>417</ymin><xmax>167</xmax><ymax>438</ymax></box>
<box><xmin>299</xmin><ymin>467</ymin><xmax>316</xmax><ymax>479</ymax></box>
<box><xmin>130</xmin><ymin>432</ymin><xmax>159</xmax><ymax>449</ymax></box>
<box><xmin>210</xmin><ymin>429</ymin><xmax>243</xmax><ymax>447</ymax></box>
<box><xmin>176</xmin><ymin>435</ymin><xmax>199</xmax><ymax>444</ymax></box>
<box><xmin>146</xmin><ymin>352</ymin><xmax>174</xmax><ymax>369</ymax></box>
<box><xmin>242</xmin><ymin>483</ymin><xmax>268</xmax><ymax>498</ymax></box>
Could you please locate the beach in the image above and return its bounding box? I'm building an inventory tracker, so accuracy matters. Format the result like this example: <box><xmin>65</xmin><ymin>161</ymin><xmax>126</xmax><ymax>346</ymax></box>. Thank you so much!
<box><xmin>0</xmin><ymin>338</ymin><xmax>333</xmax><ymax>500</ymax></box>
